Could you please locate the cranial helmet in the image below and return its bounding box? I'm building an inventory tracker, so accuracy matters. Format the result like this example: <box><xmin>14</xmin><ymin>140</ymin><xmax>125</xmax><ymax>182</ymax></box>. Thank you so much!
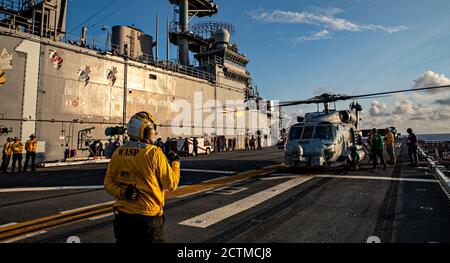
<box><xmin>127</xmin><ymin>112</ymin><xmax>157</xmax><ymax>142</ymax></box>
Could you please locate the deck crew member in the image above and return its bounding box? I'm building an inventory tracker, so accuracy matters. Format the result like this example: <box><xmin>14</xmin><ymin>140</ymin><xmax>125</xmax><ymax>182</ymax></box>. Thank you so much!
<box><xmin>182</xmin><ymin>138</ymin><xmax>190</xmax><ymax>156</ymax></box>
<box><xmin>257</xmin><ymin>133</ymin><xmax>262</xmax><ymax>150</ymax></box>
<box><xmin>371</xmin><ymin>129</ymin><xmax>387</xmax><ymax>171</ymax></box>
<box><xmin>193</xmin><ymin>138</ymin><xmax>199</xmax><ymax>156</ymax></box>
<box><xmin>367</xmin><ymin>131</ymin><xmax>374</xmax><ymax>164</ymax></box>
<box><xmin>384</xmin><ymin>128</ymin><xmax>396</xmax><ymax>165</ymax></box>
<box><xmin>11</xmin><ymin>137</ymin><xmax>24</xmax><ymax>173</ymax></box>
<box><xmin>24</xmin><ymin>134</ymin><xmax>38</xmax><ymax>172</ymax></box>
<box><xmin>406</xmin><ymin>128</ymin><xmax>419</xmax><ymax>167</ymax></box>
<box><xmin>244</xmin><ymin>136</ymin><xmax>249</xmax><ymax>151</ymax></box>
<box><xmin>1</xmin><ymin>137</ymin><xmax>13</xmax><ymax>174</ymax></box>
<box><xmin>104</xmin><ymin>112</ymin><xmax>181</xmax><ymax>243</ymax></box>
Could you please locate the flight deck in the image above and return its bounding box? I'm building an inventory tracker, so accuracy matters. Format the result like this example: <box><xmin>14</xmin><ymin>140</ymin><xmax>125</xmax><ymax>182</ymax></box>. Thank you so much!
<box><xmin>0</xmin><ymin>145</ymin><xmax>449</xmax><ymax>243</ymax></box>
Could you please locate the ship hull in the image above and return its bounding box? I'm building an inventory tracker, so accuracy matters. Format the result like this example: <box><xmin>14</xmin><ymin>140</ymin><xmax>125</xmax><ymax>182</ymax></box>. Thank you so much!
<box><xmin>0</xmin><ymin>31</ymin><xmax>276</xmax><ymax>162</ymax></box>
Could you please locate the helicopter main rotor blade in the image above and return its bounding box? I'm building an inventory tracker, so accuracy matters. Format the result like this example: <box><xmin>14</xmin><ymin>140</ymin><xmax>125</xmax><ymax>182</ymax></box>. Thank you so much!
<box><xmin>279</xmin><ymin>99</ymin><xmax>325</xmax><ymax>107</ymax></box>
<box><xmin>346</xmin><ymin>84</ymin><xmax>450</xmax><ymax>100</ymax></box>
<box><xmin>279</xmin><ymin>84</ymin><xmax>450</xmax><ymax>107</ymax></box>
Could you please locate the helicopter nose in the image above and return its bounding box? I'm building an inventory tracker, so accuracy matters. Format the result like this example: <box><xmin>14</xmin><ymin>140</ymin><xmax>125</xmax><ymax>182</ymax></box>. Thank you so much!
<box><xmin>293</xmin><ymin>145</ymin><xmax>304</xmax><ymax>156</ymax></box>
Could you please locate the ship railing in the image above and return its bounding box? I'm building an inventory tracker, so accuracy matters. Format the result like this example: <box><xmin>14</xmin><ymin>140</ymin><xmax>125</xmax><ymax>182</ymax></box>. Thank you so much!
<box><xmin>0</xmin><ymin>14</ymin><xmax>34</xmax><ymax>34</ymax></box>
<box><xmin>0</xmin><ymin>0</ymin><xmax>44</xmax><ymax>11</ymax></box>
<box><xmin>419</xmin><ymin>147</ymin><xmax>450</xmax><ymax>196</ymax></box>
<box><xmin>137</xmin><ymin>52</ymin><xmax>216</xmax><ymax>83</ymax></box>
<box><xmin>0</xmin><ymin>21</ymin><xmax>216</xmax><ymax>83</ymax></box>
<box><xmin>0</xmin><ymin>10</ymin><xmax>58</xmax><ymax>38</ymax></box>
<box><xmin>61</xmin><ymin>36</ymin><xmax>216</xmax><ymax>83</ymax></box>
<box><xmin>62</xmin><ymin>32</ymin><xmax>112</xmax><ymax>52</ymax></box>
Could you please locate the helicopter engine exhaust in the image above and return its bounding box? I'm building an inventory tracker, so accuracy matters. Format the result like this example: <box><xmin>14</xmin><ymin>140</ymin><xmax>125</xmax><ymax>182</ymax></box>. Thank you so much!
<box><xmin>348</xmin><ymin>148</ymin><xmax>367</xmax><ymax>164</ymax></box>
<box><xmin>356</xmin><ymin>149</ymin><xmax>366</xmax><ymax>162</ymax></box>
<box><xmin>339</xmin><ymin>110</ymin><xmax>357</xmax><ymax>124</ymax></box>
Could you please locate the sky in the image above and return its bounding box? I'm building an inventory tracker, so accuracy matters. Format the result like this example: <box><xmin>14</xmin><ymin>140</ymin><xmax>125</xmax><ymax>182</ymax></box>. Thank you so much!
<box><xmin>66</xmin><ymin>0</ymin><xmax>450</xmax><ymax>134</ymax></box>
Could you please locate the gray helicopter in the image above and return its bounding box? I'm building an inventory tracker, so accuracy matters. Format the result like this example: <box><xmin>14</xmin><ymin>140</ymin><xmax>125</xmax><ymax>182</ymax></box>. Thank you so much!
<box><xmin>281</xmin><ymin>85</ymin><xmax>450</xmax><ymax>169</ymax></box>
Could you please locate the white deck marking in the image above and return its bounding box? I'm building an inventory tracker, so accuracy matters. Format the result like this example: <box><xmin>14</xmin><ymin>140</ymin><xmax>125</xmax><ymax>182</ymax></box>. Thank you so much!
<box><xmin>270</xmin><ymin>174</ymin><xmax>438</xmax><ymax>183</ymax></box>
<box><xmin>259</xmin><ymin>176</ymin><xmax>297</xmax><ymax>181</ymax></box>
<box><xmin>0</xmin><ymin>186</ymin><xmax>104</xmax><ymax>193</ymax></box>
<box><xmin>181</xmin><ymin>169</ymin><xmax>236</xmax><ymax>174</ymax></box>
<box><xmin>3</xmin><ymin>230</ymin><xmax>47</xmax><ymax>243</ymax></box>
<box><xmin>0</xmin><ymin>222</ymin><xmax>18</xmax><ymax>228</ymax></box>
<box><xmin>89</xmin><ymin>212</ymin><xmax>114</xmax><ymax>221</ymax></box>
<box><xmin>178</xmin><ymin>176</ymin><xmax>313</xmax><ymax>228</ymax></box>
<box><xmin>316</xmin><ymin>175</ymin><xmax>438</xmax><ymax>183</ymax></box>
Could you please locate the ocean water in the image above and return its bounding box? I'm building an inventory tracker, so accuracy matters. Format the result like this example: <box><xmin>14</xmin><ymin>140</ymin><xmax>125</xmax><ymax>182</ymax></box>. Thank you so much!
<box><xmin>417</xmin><ymin>134</ymin><xmax>450</xmax><ymax>142</ymax></box>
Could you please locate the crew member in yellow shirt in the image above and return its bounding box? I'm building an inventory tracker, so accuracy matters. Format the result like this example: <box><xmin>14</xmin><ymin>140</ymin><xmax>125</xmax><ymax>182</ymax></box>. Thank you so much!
<box><xmin>1</xmin><ymin>137</ymin><xmax>13</xmax><ymax>174</ymax></box>
<box><xmin>104</xmin><ymin>112</ymin><xmax>181</xmax><ymax>243</ymax></box>
<box><xmin>11</xmin><ymin>137</ymin><xmax>23</xmax><ymax>173</ymax></box>
<box><xmin>24</xmin><ymin>134</ymin><xmax>38</xmax><ymax>172</ymax></box>
<box><xmin>384</xmin><ymin>128</ymin><xmax>396</xmax><ymax>165</ymax></box>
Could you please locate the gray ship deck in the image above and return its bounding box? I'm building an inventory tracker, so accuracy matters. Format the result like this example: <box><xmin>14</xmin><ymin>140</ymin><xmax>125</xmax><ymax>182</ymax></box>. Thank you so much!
<box><xmin>0</xmin><ymin>145</ymin><xmax>449</xmax><ymax>243</ymax></box>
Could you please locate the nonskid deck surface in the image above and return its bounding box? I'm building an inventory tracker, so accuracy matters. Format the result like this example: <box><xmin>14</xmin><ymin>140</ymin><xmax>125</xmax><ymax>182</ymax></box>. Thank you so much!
<box><xmin>0</xmin><ymin>146</ymin><xmax>449</xmax><ymax>243</ymax></box>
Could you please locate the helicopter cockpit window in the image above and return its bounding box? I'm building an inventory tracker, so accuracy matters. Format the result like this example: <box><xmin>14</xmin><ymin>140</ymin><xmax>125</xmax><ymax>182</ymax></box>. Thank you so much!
<box><xmin>289</xmin><ymin>126</ymin><xmax>304</xmax><ymax>141</ymax></box>
<box><xmin>314</xmin><ymin>125</ymin><xmax>336</xmax><ymax>140</ymax></box>
<box><xmin>302</xmin><ymin>126</ymin><xmax>314</xmax><ymax>140</ymax></box>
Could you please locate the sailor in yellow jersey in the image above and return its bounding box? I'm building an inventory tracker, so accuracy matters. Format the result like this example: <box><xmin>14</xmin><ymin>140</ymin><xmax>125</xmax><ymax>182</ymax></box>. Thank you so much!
<box><xmin>384</xmin><ymin>127</ymin><xmax>396</xmax><ymax>165</ymax></box>
<box><xmin>24</xmin><ymin>134</ymin><xmax>38</xmax><ymax>172</ymax></box>
<box><xmin>104</xmin><ymin>112</ymin><xmax>181</xmax><ymax>243</ymax></box>
<box><xmin>11</xmin><ymin>137</ymin><xmax>24</xmax><ymax>173</ymax></box>
<box><xmin>1</xmin><ymin>137</ymin><xmax>13</xmax><ymax>174</ymax></box>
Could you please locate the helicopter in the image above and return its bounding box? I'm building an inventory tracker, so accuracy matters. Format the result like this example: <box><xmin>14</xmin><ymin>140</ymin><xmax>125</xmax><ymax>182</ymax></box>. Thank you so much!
<box><xmin>280</xmin><ymin>85</ymin><xmax>450</xmax><ymax>169</ymax></box>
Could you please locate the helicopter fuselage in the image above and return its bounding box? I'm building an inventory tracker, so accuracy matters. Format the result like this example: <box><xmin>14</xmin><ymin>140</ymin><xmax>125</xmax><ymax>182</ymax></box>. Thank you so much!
<box><xmin>285</xmin><ymin>110</ymin><xmax>366</xmax><ymax>169</ymax></box>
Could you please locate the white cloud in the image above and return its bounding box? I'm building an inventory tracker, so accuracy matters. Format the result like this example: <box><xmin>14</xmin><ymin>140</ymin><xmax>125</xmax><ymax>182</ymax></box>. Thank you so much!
<box><xmin>392</xmin><ymin>101</ymin><xmax>415</xmax><ymax>115</ymax></box>
<box><xmin>412</xmin><ymin>70</ymin><xmax>450</xmax><ymax>93</ymax></box>
<box><xmin>292</xmin><ymin>30</ymin><xmax>331</xmax><ymax>42</ymax></box>
<box><xmin>282</xmin><ymin>108</ymin><xmax>305</xmax><ymax>129</ymax></box>
<box><xmin>362</xmin><ymin>24</ymin><xmax>407</xmax><ymax>33</ymax></box>
<box><xmin>362</xmin><ymin>117</ymin><xmax>384</xmax><ymax>128</ymax></box>
<box><xmin>435</xmin><ymin>97</ymin><xmax>450</xmax><ymax>106</ymax></box>
<box><xmin>393</xmin><ymin>71</ymin><xmax>450</xmax><ymax>106</ymax></box>
<box><xmin>392</xmin><ymin>100</ymin><xmax>434</xmax><ymax>117</ymax></box>
<box><xmin>361</xmin><ymin>71</ymin><xmax>450</xmax><ymax>133</ymax></box>
<box><xmin>361</xmin><ymin>113</ymin><xmax>395</xmax><ymax>130</ymax></box>
<box><xmin>249</xmin><ymin>9</ymin><xmax>407</xmax><ymax>42</ymax></box>
<box><xmin>432</xmin><ymin>109</ymin><xmax>450</xmax><ymax>121</ymax></box>
<box><xmin>394</xmin><ymin>92</ymin><xmax>448</xmax><ymax>103</ymax></box>
<box><xmin>369</xmin><ymin>100</ymin><xmax>390</xmax><ymax>117</ymax></box>
<box><xmin>249</xmin><ymin>9</ymin><xmax>360</xmax><ymax>31</ymax></box>
<box><xmin>313</xmin><ymin>7</ymin><xmax>344</xmax><ymax>16</ymax></box>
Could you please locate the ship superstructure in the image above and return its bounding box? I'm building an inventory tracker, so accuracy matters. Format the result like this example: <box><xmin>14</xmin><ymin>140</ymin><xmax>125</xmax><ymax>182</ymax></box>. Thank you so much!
<box><xmin>0</xmin><ymin>0</ymin><xmax>278</xmax><ymax>161</ymax></box>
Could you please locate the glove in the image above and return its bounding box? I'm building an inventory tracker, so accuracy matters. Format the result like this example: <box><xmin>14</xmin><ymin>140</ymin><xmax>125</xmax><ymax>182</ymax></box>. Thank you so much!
<box><xmin>167</xmin><ymin>151</ymin><xmax>180</xmax><ymax>163</ymax></box>
<box><xmin>124</xmin><ymin>185</ymin><xmax>138</xmax><ymax>201</ymax></box>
